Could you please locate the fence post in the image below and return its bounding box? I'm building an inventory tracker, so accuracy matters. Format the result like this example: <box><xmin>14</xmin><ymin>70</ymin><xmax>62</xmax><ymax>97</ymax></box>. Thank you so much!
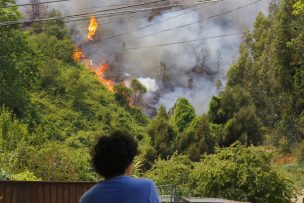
<box><xmin>172</xmin><ymin>185</ymin><xmax>179</xmax><ymax>203</ymax></box>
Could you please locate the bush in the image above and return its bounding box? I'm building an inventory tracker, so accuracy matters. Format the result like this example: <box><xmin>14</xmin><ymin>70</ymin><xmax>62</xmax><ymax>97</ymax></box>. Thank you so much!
<box><xmin>191</xmin><ymin>143</ymin><xmax>296</xmax><ymax>203</ymax></box>
<box><xmin>145</xmin><ymin>154</ymin><xmax>194</xmax><ymax>196</ymax></box>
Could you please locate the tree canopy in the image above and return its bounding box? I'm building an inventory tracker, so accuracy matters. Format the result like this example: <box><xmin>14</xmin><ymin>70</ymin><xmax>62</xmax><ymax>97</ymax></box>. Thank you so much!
<box><xmin>170</xmin><ymin>98</ymin><xmax>196</xmax><ymax>133</ymax></box>
<box><xmin>0</xmin><ymin>1</ymin><xmax>302</xmax><ymax>202</ymax></box>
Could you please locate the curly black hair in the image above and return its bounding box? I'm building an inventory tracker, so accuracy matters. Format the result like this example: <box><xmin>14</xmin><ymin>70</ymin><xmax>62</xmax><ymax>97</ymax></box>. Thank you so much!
<box><xmin>92</xmin><ymin>131</ymin><xmax>138</xmax><ymax>179</ymax></box>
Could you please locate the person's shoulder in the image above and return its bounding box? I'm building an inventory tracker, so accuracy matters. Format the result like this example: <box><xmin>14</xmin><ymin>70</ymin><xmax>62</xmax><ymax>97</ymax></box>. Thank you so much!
<box><xmin>134</xmin><ymin>178</ymin><xmax>160</xmax><ymax>203</ymax></box>
<box><xmin>80</xmin><ymin>184</ymin><xmax>100</xmax><ymax>203</ymax></box>
<box><xmin>80</xmin><ymin>191</ymin><xmax>91</xmax><ymax>203</ymax></box>
<box><xmin>124</xmin><ymin>176</ymin><xmax>155</xmax><ymax>190</ymax></box>
<box><xmin>127</xmin><ymin>176</ymin><xmax>154</xmax><ymax>185</ymax></box>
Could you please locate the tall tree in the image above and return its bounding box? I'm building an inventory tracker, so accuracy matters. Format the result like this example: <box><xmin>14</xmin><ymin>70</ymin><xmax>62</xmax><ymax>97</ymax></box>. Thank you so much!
<box><xmin>222</xmin><ymin>105</ymin><xmax>263</xmax><ymax>147</ymax></box>
<box><xmin>147</xmin><ymin>106</ymin><xmax>177</xmax><ymax>159</ymax></box>
<box><xmin>0</xmin><ymin>0</ymin><xmax>38</xmax><ymax>116</ymax></box>
<box><xmin>170</xmin><ymin>98</ymin><xmax>196</xmax><ymax>133</ymax></box>
<box><xmin>114</xmin><ymin>84</ymin><xmax>132</xmax><ymax>107</ymax></box>
<box><xmin>177</xmin><ymin>115</ymin><xmax>215</xmax><ymax>161</ymax></box>
<box><xmin>208</xmin><ymin>88</ymin><xmax>251</xmax><ymax>124</ymax></box>
<box><xmin>130</xmin><ymin>79</ymin><xmax>147</xmax><ymax>106</ymax></box>
<box><xmin>225</xmin><ymin>0</ymin><xmax>304</xmax><ymax>146</ymax></box>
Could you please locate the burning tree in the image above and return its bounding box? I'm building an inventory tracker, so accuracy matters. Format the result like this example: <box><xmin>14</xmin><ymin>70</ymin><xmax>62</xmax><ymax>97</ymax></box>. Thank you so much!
<box><xmin>87</xmin><ymin>16</ymin><xmax>98</xmax><ymax>41</ymax></box>
<box><xmin>72</xmin><ymin>16</ymin><xmax>115</xmax><ymax>92</ymax></box>
<box><xmin>130</xmin><ymin>79</ymin><xmax>147</xmax><ymax>106</ymax></box>
<box><xmin>114</xmin><ymin>84</ymin><xmax>132</xmax><ymax>107</ymax></box>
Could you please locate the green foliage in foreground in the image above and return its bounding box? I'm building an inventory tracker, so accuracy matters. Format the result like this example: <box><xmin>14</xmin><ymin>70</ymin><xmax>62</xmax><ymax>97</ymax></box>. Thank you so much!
<box><xmin>192</xmin><ymin>144</ymin><xmax>296</xmax><ymax>203</ymax></box>
<box><xmin>146</xmin><ymin>144</ymin><xmax>297</xmax><ymax>203</ymax></box>
<box><xmin>145</xmin><ymin>154</ymin><xmax>194</xmax><ymax>196</ymax></box>
<box><xmin>293</xmin><ymin>0</ymin><xmax>304</xmax><ymax>14</ymax></box>
<box><xmin>276</xmin><ymin>162</ymin><xmax>304</xmax><ymax>189</ymax></box>
<box><xmin>11</xmin><ymin>170</ymin><xmax>41</xmax><ymax>181</ymax></box>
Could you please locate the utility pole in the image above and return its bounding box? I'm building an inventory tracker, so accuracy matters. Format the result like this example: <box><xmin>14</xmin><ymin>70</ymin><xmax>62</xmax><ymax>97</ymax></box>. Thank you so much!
<box><xmin>31</xmin><ymin>0</ymin><xmax>40</xmax><ymax>19</ymax></box>
<box><xmin>216</xmin><ymin>49</ymin><xmax>222</xmax><ymax>73</ymax></box>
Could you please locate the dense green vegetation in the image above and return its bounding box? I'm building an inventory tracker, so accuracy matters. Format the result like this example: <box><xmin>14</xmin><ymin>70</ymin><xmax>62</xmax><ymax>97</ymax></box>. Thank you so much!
<box><xmin>146</xmin><ymin>144</ymin><xmax>296</xmax><ymax>203</ymax></box>
<box><xmin>293</xmin><ymin>0</ymin><xmax>304</xmax><ymax>15</ymax></box>
<box><xmin>0</xmin><ymin>4</ymin><xmax>149</xmax><ymax>181</ymax></box>
<box><xmin>227</xmin><ymin>0</ymin><xmax>304</xmax><ymax>149</ymax></box>
<box><xmin>0</xmin><ymin>0</ymin><xmax>303</xmax><ymax>202</ymax></box>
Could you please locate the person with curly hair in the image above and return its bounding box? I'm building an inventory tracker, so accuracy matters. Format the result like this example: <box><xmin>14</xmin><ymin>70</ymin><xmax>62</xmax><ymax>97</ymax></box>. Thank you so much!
<box><xmin>80</xmin><ymin>130</ymin><xmax>160</xmax><ymax>203</ymax></box>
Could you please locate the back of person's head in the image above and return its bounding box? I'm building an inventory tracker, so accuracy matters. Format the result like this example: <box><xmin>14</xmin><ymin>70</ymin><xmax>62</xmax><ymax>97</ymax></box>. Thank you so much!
<box><xmin>92</xmin><ymin>130</ymin><xmax>138</xmax><ymax>179</ymax></box>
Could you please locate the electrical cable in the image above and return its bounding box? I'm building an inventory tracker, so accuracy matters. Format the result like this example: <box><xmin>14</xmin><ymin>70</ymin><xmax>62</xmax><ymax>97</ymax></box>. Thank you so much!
<box><xmin>95</xmin><ymin>1</ymin><xmax>221</xmax><ymax>42</ymax></box>
<box><xmin>83</xmin><ymin>0</ymin><xmax>260</xmax><ymax>47</ymax></box>
<box><xmin>73</xmin><ymin>5</ymin><xmax>194</xmax><ymax>29</ymax></box>
<box><xmin>1</xmin><ymin>0</ymin><xmax>69</xmax><ymax>8</ymax></box>
<box><xmin>0</xmin><ymin>0</ymin><xmax>167</xmax><ymax>26</ymax></box>
<box><xmin>10</xmin><ymin>31</ymin><xmax>246</xmax><ymax>63</ymax></box>
<box><xmin>123</xmin><ymin>32</ymin><xmax>245</xmax><ymax>51</ymax></box>
<box><xmin>127</xmin><ymin>0</ymin><xmax>263</xmax><ymax>42</ymax></box>
<box><xmin>0</xmin><ymin>0</ymin><xmax>219</xmax><ymax>26</ymax></box>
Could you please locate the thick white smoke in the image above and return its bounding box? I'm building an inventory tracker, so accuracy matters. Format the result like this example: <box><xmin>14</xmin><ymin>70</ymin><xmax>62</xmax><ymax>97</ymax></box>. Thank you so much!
<box><xmin>138</xmin><ymin>77</ymin><xmax>159</xmax><ymax>93</ymax></box>
<box><xmin>17</xmin><ymin>0</ymin><xmax>272</xmax><ymax>114</ymax></box>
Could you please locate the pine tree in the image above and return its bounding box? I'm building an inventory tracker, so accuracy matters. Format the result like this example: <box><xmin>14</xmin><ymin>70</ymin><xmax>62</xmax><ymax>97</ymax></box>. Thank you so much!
<box><xmin>170</xmin><ymin>98</ymin><xmax>196</xmax><ymax>133</ymax></box>
<box><xmin>147</xmin><ymin>106</ymin><xmax>177</xmax><ymax>159</ymax></box>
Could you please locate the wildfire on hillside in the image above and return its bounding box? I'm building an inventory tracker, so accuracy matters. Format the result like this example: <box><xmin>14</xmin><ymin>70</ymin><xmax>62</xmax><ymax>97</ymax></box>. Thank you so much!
<box><xmin>86</xmin><ymin>61</ymin><xmax>115</xmax><ymax>92</ymax></box>
<box><xmin>72</xmin><ymin>16</ymin><xmax>115</xmax><ymax>91</ymax></box>
<box><xmin>87</xmin><ymin>16</ymin><xmax>98</xmax><ymax>41</ymax></box>
<box><xmin>72</xmin><ymin>48</ymin><xmax>83</xmax><ymax>61</ymax></box>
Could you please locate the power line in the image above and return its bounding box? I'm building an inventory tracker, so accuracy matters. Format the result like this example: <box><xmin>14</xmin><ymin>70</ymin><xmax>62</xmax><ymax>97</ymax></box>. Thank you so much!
<box><xmin>83</xmin><ymin>0</ymin><xmax>260</xmax><ymax>47</ymax></box>
<box><xmin>13</xmin><ymin>31</ymin><xmax>246</xmax><ymax>62</ymax></box>
<box><xmin>0</xmin><ymin>0</ymin><xmax>167</xmax><ymax>26</ymax></box>
<box><xmin>127</xmin><ymin>0</ymin><xmax>263</xmax><ymax>42</ymax></box>
<box><xmin>94</xmin><ymin>1</ymin><xmax>221</xmax><ymax>43</ymax></box>
<box><xmin>73</xmin><ymin>5</ymin><xmax>194</xmax><ymax>29</ymax></box>
<box><xmin>80</xmin><ymin>1</ymin><xmax>220</xmax><ymax>48</ymax></box>
<box><xmin>1</xmin><ymin>0</ymin><xmax>69</xmax><ymax>8</ymax></box>
<box><xmin>0</xmin><ymin>0</ymin><xmax>218</xmax><ymax>26</ymax></box>
<box><xmin>30</xmin><ymin>1</ymin><xmax>165</xmax><ymax>16</ymax></box>
<box><xmin>62</xmin><ymin>0</ymin><xmax>220</xmax><ymax>20</ymax></box>
<box><xmin>67</xmin><ymin>2</ymin><xmax>198</xmax><ymax>25</ymax></box>
<box><xmin>11</xmin><ymin>23</ymin><xmax>304</xmax><ymax>63</ymax></box>
<box><xmin>91</xmin><ymin>32</ymin><xmax>245</xmax><ymax>57</ymax></box>
<box><xmin>93</xmin><ymin>27</ymin><xmax>304</xmax><ymax>55</ymax></box>
<box><xmin>122</xmin><ymin>32</ymin><xmax>245</xmax><ymax>51</ymax></box>
<box><xmin>33</xmin><ymin>0</ymin><xmax>168</xmax><ymax>14</ymax></box>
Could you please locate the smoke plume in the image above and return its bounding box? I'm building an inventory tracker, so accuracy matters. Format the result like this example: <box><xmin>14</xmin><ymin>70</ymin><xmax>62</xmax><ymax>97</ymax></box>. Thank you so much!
<box><xmin>18</xmin><ymin>0</ymin><xmax>272</xmax><ymax>114</ymax></box>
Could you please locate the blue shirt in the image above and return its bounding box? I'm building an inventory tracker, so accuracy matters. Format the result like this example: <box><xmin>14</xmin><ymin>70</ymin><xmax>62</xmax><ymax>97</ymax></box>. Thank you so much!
<box><xmin>80</xmin><ymin>176</ymin><xmax>160</xmax><ymax>203</ymax></box>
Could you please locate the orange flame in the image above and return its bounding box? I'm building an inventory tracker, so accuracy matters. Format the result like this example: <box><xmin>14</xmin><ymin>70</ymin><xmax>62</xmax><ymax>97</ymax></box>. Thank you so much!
<box><xmin>95</xmin><ymin>63</ymin><xmax>114</xmax><ymax>91</ymax></box>
<box><xmin>72</xmin><ymin>48</ymin><xmax>83</xmax><ymax>61</ymax></box>
<box><xmin>72</xmin><ymin>16</ymin><xmax>115</xmax><ymax>92</ymax></box>
<box><xmin>83</xmin><ymin>60</ymin><xmax>114</xmax><ymax>91</ymax></box>
<box><xmin>87</xmin><ymin>16</ymin><xmax>98</xmax><ymax>41</ymax></box>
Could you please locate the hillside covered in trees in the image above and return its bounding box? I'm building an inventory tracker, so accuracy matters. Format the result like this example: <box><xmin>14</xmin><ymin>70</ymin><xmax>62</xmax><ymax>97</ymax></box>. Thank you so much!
<box><xmin>0</xmin><ymin>0</ymin><xmax>303</xmax><ymax>202</ymax></box>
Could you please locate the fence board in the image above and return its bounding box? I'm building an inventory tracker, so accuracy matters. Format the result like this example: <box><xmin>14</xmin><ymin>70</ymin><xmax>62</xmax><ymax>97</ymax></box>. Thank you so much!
<box><xmin>0</xmin><ymin>181</ymin><xmax>95</xmax><ymax>203</ymax></box>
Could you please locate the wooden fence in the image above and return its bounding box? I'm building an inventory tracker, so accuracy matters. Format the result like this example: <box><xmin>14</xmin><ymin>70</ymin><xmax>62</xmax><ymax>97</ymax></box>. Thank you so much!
<box><xmin>0</xmin><ymin>181</ymin><xmax>95</xmax><ymax>203</ymax></box>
